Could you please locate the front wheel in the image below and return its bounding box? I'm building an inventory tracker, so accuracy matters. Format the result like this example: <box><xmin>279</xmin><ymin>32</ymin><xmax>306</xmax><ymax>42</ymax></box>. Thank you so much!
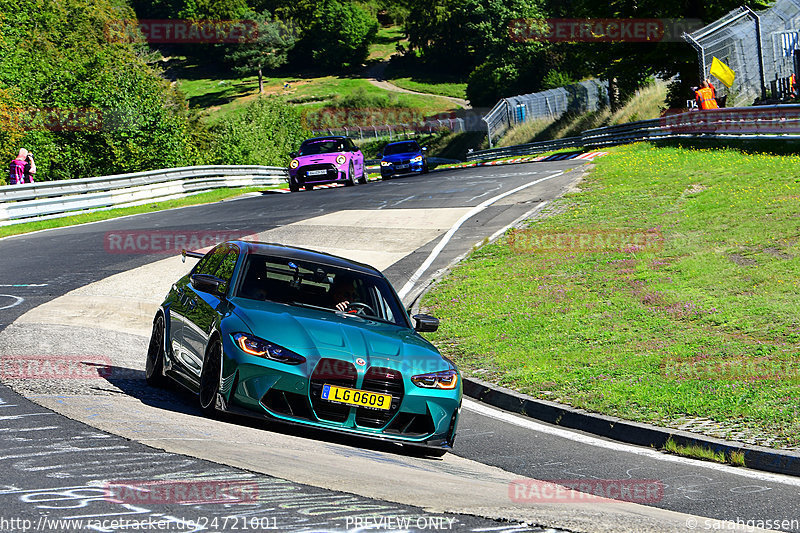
<box><xmin>199</xmin><ymin>341</ymin><xmax>222</xmax><ymax>415</ymax></box>
<box><xmin>346</xmin><ymin>162</ymin><xmax>357</xmax><ymax>186</ymax></box>
<box><xmin>289</xmin><ymin>178</ymin><xmax>300</xmax><ymax>192</ymax></box>
<box><xmin>304</xmin><ymin>184</ymin><xmax>314</xmax><ymax>191</ymax></box>
<box><xmin>145</xmin><ymin>315</ymin><xmax>167</xmax><ymax>387</ymax></box>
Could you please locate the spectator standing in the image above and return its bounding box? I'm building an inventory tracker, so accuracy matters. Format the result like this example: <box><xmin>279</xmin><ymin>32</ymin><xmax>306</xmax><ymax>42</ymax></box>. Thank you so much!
<box><xmin>23</xmin><ymin>151</ymin><xmax>36</xmax><ymax>183</ymax></box>
<box><xmin>694</xmin><ymin>79</ymin><xmax>719</xmax><ymax>110</ymax></box>
<box><xmin>8</xmin><ymin>148</ymin><xmax>27</xmax><ymax>185</ymax></box>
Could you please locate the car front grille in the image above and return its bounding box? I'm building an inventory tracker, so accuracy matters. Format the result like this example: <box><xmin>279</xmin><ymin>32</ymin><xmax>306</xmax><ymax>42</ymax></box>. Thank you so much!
<box><xmin>355</xmin><ymin>367</ymin><xmax>404</xmax><ymax>428</ymax></box>
<box><xmin>309</xmin><ymin>358</ymin><xmax>357</xmax><ymax>422</ymax></box>
<box><xmin>297</xmin><ymin>164</ymin><xmax>337</xmax><ymax>183</ymax></box>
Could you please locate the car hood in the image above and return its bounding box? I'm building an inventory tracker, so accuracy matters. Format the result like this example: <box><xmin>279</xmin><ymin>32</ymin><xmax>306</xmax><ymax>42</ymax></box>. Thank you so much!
<box><xmin>230</xmin><ymin>298</ymin><xmax>449</xmax><ymax>374</ymax></box>
<box><xmin>382</xmin><ymin>152</ymin><xmax>422</xmax><ymax>162</ymax></box>
<box><xmin>296</xmin><ymin>153</ymin><xmax>346</xmax><ymax>165</ymax></box>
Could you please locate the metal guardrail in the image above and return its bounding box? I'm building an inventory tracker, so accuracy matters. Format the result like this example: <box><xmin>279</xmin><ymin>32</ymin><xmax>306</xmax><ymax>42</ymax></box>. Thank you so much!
<box><xmin>0</xmin><ymin>165</ymin><xmax>288</xmax><ymax>225</ymax></box>
<box><xmin>467</xmin><ymin>136</ymin><xmax>583</xmax><ymax>161</ymax></box>
<box><xmin>468</xmin><ymin>105</ymin><xmax>800</xmax><ymax>161</ymax></box>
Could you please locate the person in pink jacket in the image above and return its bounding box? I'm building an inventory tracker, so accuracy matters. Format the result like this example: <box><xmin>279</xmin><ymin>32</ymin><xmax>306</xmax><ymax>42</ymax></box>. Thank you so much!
<box><xmin>8</xmin><ymin>148</ymin><xmax>28</xmax><ymax>185</ymax></box>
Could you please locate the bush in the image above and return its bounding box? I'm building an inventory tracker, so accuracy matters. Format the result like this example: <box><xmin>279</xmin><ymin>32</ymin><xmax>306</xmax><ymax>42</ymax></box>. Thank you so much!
<box><xmin>331</xmin><ymin>87</ymin><xmax>401</xmax><ymax>109</ymax></box>
<box><xmin>209</xmin><ymin>97</ymin><xmax>308</xmax><ymax>166</ymax></box>
<box><xmin>466</xmin><ymin>62</ymin><xmax>520</xmax><ymax>107</ymax></box>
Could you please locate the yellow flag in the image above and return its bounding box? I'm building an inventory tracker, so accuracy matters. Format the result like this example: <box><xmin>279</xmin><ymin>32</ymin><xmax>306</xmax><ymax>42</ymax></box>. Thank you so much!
<box><xmin>710</xmin><ymin>57</ymin><xmax>735</xmax><ymax>88</ymax></box>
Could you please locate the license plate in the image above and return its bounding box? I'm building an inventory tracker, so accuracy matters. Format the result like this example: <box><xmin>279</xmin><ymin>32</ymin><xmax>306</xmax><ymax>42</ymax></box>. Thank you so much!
<box><xmin>321</xmin><ymin>385</ymin><xmax>391</xmax><ymax>410</ymax></box>
<box><xmin>307</xmin><ymin>169</ymin><xmax>328</xmax><ymax>176</ymax></box>
<box><xmin>396</xmin><ymin>164</ymin><xmax>409</xmax><ymax>169</ymax></box>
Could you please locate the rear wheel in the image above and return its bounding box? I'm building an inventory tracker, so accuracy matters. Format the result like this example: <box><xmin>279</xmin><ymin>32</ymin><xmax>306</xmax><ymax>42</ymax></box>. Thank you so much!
<box><xmin>199</xmin><ymin>341</ymin><xmax>222</xmax><ymax>415</ymax></box>
<box><xmin>359</xmin><ymin>165</ymin><xmax>368</xmax><ymax>184</ymax></box>
<box><xmin>145</xmin><ymin>315</ymin><xmax>167</xmax><ymax>387</ymax></box>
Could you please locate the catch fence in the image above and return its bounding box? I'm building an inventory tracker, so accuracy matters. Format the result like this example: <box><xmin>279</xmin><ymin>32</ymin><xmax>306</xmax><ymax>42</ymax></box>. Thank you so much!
<box><xmin>482</xmin><ymin>80</ymin><xmax>609</xmax><ymax>147</ymax></box>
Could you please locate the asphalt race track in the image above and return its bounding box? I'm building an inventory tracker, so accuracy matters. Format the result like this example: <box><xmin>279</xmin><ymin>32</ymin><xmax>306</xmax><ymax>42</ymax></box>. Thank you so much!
<box><xmin>1</xmin><ymin>162</ymin><xmax>798</xmax><ymax>533</ymax></box>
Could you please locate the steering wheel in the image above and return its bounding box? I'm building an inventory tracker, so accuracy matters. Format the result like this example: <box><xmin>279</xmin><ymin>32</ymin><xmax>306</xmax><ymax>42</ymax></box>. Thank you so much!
<box><xmin>345</xmin><ymin>302</ymin><xmax>376</xmax><ymax>316</ymax></box>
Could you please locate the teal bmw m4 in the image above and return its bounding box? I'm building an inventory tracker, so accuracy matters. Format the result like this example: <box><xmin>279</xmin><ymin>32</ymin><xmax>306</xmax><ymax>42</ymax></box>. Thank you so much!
<box><xmin>145</xmin><ymin>241</ymin><xmax>461</xmax><ymax>455</ymax></box>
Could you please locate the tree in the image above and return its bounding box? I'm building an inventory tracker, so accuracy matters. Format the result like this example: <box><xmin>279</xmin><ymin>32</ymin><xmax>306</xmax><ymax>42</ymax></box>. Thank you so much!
<box><xmin>224</xmin><ymin>12</ymin><xmax>296</xmax><ymax>94</ymax></box>
<box><xmin>291</xmin><ymin>0</ymin><xmax>378</xmax><ymax>70</ymax></box>
<box><xmin>0</xmin><ymin>0</ymin><xmax>201</xmax><ymax>180</ymax></box>
<box><xmin>540</xmin><ymin>0</ymin><xmax>772</xmax><ymax>109</ymax></box>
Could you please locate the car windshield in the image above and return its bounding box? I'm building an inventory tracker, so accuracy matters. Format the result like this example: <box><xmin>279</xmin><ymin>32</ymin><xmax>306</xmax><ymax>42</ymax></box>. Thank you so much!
<box><xmin>299</xmin><ymin>140</ymin><xmax>345</xmax><ymax>156</ymax></box>
<box><xmin>236</xmin><ymin>254</ymin><xmax>408</xmax><ymax>327</ymax></box>
<box><xmin>383</xmin><ymin>142</ymin><xmax>420</xmax><ymax>156</ymax></box>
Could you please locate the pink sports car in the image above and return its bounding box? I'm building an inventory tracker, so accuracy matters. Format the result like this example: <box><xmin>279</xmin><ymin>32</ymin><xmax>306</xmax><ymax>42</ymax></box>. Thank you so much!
<box><xmin>288</xmin><ymin>136</ymin><xmax>366</xmax><ymax>191</ymax></box>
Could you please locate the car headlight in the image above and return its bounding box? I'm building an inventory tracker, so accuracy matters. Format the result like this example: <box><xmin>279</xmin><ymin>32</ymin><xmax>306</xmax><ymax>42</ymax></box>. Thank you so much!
<box><xmin>411</xmin><ymin>155</ymin><xmax>423</xmax><ymax>163</ymax></box>
<box><xmin>232</xmin><ymin>333</ymin><xmax>305</xmax><ymax>365</ymax></box>
<box><xmin>411</xmin><ymin>369</ymin><xmax>458</xmax><ymax>389</ymax></box>
<box><xmin>336</xmin><ymin>154</ymin><xmax>347</xmax><ymax>165</ymax></box>
<box><xmin>290</xmin><ymin>159</ymin><xmax>299</xmax><ymax>169</ymax></box>
<box><xmin>380</xmin><ymin>161</ymin><xmax>391</xmax><ymax>167</ymax></box>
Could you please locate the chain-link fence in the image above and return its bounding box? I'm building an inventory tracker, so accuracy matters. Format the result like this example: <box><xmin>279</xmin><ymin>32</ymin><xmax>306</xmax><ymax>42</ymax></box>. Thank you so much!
<box><xmin>482</xmin><ymin>80</ymin><xmax>609</xmax><ymax>147</ymax></box>
<box><xmin>685</xmin><ymin>0</ymin><xmax>800</xmax><ymax>107</ymax></box>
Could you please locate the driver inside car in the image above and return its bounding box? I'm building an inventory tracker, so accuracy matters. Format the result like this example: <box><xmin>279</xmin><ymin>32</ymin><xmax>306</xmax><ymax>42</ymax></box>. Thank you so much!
<box><xmin>329</xmin><ymin>275</ymin><xmax>360</xmax><ymax>313</ymax></box>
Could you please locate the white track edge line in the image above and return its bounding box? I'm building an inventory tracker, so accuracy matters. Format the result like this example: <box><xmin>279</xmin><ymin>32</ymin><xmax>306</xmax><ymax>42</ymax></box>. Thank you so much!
<box><xmin>463</xmin><ymin>399</ymin><xmax>800</xmax><ymax>487</ymax></box>
<box><xmin>397</xmin><ymin>171</ymin><xmax>564</xmax><ymax>299</ymax></box>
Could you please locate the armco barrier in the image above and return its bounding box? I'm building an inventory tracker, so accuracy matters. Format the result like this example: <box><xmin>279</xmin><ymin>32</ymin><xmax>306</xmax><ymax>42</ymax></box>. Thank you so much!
<box><xmin>0</xmin><ymin>165</ymin><xmax>288</xmax><ymax>225</ymax></box>
<box><xmin>468</xmin><ymin>104</ymin><xmax>800</xmax><ymax>161</ymax></box>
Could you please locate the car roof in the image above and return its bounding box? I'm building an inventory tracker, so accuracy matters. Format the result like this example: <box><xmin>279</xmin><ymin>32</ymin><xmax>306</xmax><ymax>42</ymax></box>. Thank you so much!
<box><xmin>385</xmin><ymin>140</ymin><xmax>420</xmax><ymax>146</ymax></box>
<box><xmin>301</xmin><ymin>136</ymin><xmax>349</xmax><ymax>143</ymax></box>
<box><xmin>232</xmin><ymin>241</ymin><xmax>381</xmax><ymax>276</ymax></box>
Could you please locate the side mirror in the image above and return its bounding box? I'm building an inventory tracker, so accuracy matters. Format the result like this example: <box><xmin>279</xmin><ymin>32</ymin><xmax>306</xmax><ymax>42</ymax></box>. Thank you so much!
<box><xmin>289</xmin><ymin>151</ymin><xmax>298</xmax><ymax>158</ymax></box>
<box><xmin>422</xmin><ymin>146</ymin><xmax>428</xmax><ymax>151</ymax></box>
<box><xmin>412</xmin><ymin>313</ymin><xmax>439</xmax><ymax>332</ymax></box>
<box><xmin>190</xmin><ymin>274</ymin><xmax>226</xmax><ymax>297</ymax></box>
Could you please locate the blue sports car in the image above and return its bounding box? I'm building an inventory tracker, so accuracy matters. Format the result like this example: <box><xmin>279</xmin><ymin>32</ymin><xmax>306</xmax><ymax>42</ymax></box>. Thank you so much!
<box><xmin>146</xmin><ymin>241</ymin><xmax>461</xmax><ymax>455</ymax></box>
<box><xmin>380</xmin><ymin>140</ymin><xmax>428</xmax><ymax>179</ymax></box>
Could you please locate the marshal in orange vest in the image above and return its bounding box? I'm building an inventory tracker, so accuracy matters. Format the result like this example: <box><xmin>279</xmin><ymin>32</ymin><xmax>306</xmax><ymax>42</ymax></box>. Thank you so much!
<box><xmin>695</xmin><ymin>85</ymin><xmax>719</xmax><ymax>110</ymax></box>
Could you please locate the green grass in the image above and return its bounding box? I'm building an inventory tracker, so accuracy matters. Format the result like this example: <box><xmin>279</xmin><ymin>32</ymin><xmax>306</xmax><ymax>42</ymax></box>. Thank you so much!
<box><xmin>0</xmin><ymin>186</ymin><xmax>279</xmax><ymax>239</ymax></box>
<box><xmin>383</xmin><ymin>58</ymin><xmax>468</xmax><ymax>100</ymax></box>
<box><xmin>369</xmin><ymin>25</ymin><xmax>407</xmax><ymax>61</ymax></box>
<box><xmin>663</xmin><ymin>438</ymin><xmax>728</xmax><ymax>464</ymax></box>
<box><xmin>422</xmin><ymin>142</ymin><xmax>800</xmax><ymax>449</ymax></box>
<box><xmin>385</xmin><ymin>77</ymin><xmax>468</xmax><ymax>100</ymax></box>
